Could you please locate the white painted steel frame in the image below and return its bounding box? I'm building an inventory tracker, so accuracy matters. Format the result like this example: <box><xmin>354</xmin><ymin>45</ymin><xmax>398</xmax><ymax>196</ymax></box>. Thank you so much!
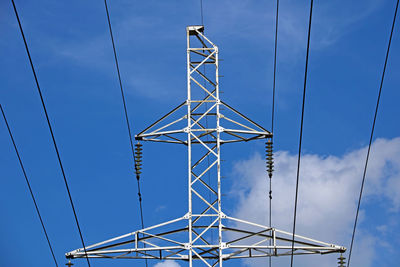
<box><xmin>65</xmin><ymin>26</ymin><xmax>346</xmax><ymax>266</ymax></box>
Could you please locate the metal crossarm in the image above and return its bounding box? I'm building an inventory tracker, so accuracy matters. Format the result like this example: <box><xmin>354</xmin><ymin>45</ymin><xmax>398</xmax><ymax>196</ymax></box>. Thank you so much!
<box><xmin>66</xmin><ymin>25</ymin><xmax>346</xmax><ymax>266</ymax></box>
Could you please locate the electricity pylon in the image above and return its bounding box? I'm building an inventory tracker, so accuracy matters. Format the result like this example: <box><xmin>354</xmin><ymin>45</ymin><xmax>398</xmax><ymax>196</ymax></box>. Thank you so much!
<box><xmin>66</xmin><ymin>26</ymin><xmax>346</xmax><ymax>266</ymax></box>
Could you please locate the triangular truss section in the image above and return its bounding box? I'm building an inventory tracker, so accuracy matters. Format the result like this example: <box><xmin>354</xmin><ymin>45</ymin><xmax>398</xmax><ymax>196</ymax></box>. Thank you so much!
<box><xmin>66</xmin><ymin>215</ymin><xmax>345</xmax><ymax>262</ymax></box>
<box><xmin>135</xmin><ymin>100</ymin><xmax>271</xmax><ymax>145</ymax></box>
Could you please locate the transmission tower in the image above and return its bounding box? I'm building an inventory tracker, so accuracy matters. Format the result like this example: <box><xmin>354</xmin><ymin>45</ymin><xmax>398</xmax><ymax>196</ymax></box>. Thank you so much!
<box><xmin>66</xmin><ymin>26</ymin><xmax>346</xmax><ymax>266</ymax></box>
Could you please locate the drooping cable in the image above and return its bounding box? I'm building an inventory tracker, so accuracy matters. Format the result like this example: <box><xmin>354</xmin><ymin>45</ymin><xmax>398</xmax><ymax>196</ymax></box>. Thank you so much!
<box><xmin>290</xmin><ymin>0</ymin><xmax>314</xmax><ymax>266</ymax></box>
<box><xmin>103</xmin><ymin>0</ymin><xmax>145</xmax><ymax>229</ymax></box>
<box><xmin>1</xmin><ymin>104</ymin><xmax>59</xmax><ymax>267</ymax></box>
<box><xmin>268</xmin><ymin>1</ymin><xmax>279</xmax><ymax>266</ymax></box>
<box><xmin>271</xmin><ymin>0</ymin><xmax>279</xmax><ymax>136</ymax></box>
<box><xmin>103</xmin><ymin>2</ymin><xmax>147</xmax><ymax>266</ymax></box>
<box><xmin>10</xmin><ymin>1</ymin><xmax>90</xmax><ymax>266</ymax></box>
<box><xmin>200</xmin><ymin>0</ymin><xmax>204</xmax><ymax>25</ymax></box>
<box><xmin>347</xmin><ymin>1</ymin><xmax>399</xmax><ymax>266</ymax></box>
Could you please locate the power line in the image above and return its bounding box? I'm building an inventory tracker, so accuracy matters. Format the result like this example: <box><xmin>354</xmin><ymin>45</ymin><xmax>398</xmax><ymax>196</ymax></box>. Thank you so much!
<box><xmin>271</xmin><ymin>0</ymin><xmax>279</xmax><ymax>135</ymax></box>
<box><xmin>10</xmin><ymin>1</ymin><xmax>90</xmax><ymax>266</ymax></box>
<box><xmin>347</xmin><ymin>0</ymin><xmax>399</xmax><ymax>266</ymax></box>
<box><xmin>290</xmin><ymin>0</ymin><xmax>314</xmax><ymax>266</ymax></box>
<box><xmin>200</xmin><ymin>0</ymin><xmax>204</xmax><ymax>25</ymax></box>
<box><xmin>269</xmin><ymin>1</ymin><xmax>279</xmax><ymax>267</ymax></box>
<box><xmin>103</xmin><ymin>1</ymin><xmax>148</xmax><ymax>266</ymax></box>
<box><xmin>103</xmin><ymin>0</ymin><xmax>145</xmax><ymax>232</ymax></box>
<box><xmin>1</xmin><ymin>104</ymin><xmax>58</xmax><ymax>267</ymax></box>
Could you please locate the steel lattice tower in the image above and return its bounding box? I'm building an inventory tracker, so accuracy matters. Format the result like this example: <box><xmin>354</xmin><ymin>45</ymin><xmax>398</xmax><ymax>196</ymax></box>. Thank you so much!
<box><xmin>66</xmin><ymin>26</ymin><xmax>346</xmax><ymax>266</ymax></box>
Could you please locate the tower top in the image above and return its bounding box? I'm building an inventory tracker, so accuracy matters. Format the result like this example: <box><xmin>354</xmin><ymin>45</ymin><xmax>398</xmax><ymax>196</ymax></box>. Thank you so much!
<box><xmin>187</xmin><ymin>25</ymin><xmax>204</xmax><ymax>35</ymax></box>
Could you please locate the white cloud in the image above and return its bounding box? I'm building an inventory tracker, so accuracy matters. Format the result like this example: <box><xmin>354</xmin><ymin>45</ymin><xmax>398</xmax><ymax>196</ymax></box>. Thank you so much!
<box><xmin>153</xmin><ymin>260</ymin><xmax>181</xmax><ymax>267</ymax></box>
<box><xmin>229</xmin><ymin>137</ymin><xmax>400</xmax><ymax>267</ymax></box>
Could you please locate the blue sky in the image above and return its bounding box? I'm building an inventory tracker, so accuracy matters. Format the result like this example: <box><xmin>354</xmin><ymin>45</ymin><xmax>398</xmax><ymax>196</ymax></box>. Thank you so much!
<box><xmin>0</xmin><ymin>0</ymin><xmax>399</xmax><ymax>266</ymax></box>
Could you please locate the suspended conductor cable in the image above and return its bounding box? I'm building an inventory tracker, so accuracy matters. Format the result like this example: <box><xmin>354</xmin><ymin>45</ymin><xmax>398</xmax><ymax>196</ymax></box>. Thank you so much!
<box><xmin>200</xmin><ymin>0</ymin><xmax>204</xmax><ymax>25</ymax></box>
<box><xmin>271</xmin><ymin>0</ymin><xmax>279</xmax><ymax>136</ymax></box>
<box><xmin>103</xmin><ymin>0</ymin><xmax>145</xmax><ymax>230</ymax></box>
<box><xmin>1</xmin><ymin>104</ymin><xmax>58</xmax><ymax>267</ymax></box>
<box><xmin>103</xmin><ymin>2</ymin><xmax>147</xmax><ymax>266</ymax></box>
<box><xmin>290</xmin><ymin>0</ymin><xmax>314</xmax><ymax>266</ymax></box>
<box><xmin>10</xmin><ymin>1</ymin><xmax>90</xmax><ymax>266</ymax></box>
<box><xmin>347</xmin><ymin>1</ymin><xmax>399</xmax><ymax>266</ymax></box>
<box><xmin>268</xmin><ymin>1</ymin><xmax>279</xmax><ymax>266</ymax></box>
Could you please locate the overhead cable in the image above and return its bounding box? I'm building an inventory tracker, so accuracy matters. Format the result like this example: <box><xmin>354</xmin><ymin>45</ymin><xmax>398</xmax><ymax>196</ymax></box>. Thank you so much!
<box><xmin>103</xmin><ymin>1</ymin><xmax>148</xmax><ymax>266</ymax></box>
<box><xmin>290</xmin><ymin>0</ymin><xmax>314</xmax><ymax>266</ymax></box>
<box><xmin>1</xmin><ymin>104</ymin><xmax>58</xmax><ymax>267</ymax></box>
<box><xmin>200</xmin><ymin>0</ymin><xmax>204</xmax><ymax>25</ymax></box>
<box><xmin>268</xmin><ymin>1</ymin><xmax>279</xmax><ymax>266</ymax></box>
<box><xmin>271</xmin><ymin>0</ymin><xmax>279</xmax><ymax>135</ymax></box>
<box><xmin>10</xmin><ymin>1</ymin><xmax>90</xmax><ymax>266</ymax></box>
<box><xmin>103</xmin><ymin>0</ymin><xmax>146</xmax><ymax>232</ymax></box>
<box><xmin>347</xmin><ymin>0</ymin><xmax>399</xmax><ymax>266</ymax></box>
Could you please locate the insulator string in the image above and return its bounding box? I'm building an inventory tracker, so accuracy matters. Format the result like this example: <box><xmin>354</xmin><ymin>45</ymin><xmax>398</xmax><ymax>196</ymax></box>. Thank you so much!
<box><xmin>268</xmin><ymin>0</ymin><xmax>279</xmax><ymax>266</ymax></box>
<box><xmin>103</xmin><ymin>1</ymin><xmax>148</xmax><ymax>266</ymax></box>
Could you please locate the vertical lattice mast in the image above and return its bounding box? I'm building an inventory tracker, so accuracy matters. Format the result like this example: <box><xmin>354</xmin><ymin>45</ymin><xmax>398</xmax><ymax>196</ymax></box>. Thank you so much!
<box><xmin>186</xmin><ymin>25</ymin><xmax>222</xmax><ymax>265</ymax></box>
<box><xmin>66</xmin><ymin>26</ymin><xmax>346</xmax><ymax>266</ymax></box>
